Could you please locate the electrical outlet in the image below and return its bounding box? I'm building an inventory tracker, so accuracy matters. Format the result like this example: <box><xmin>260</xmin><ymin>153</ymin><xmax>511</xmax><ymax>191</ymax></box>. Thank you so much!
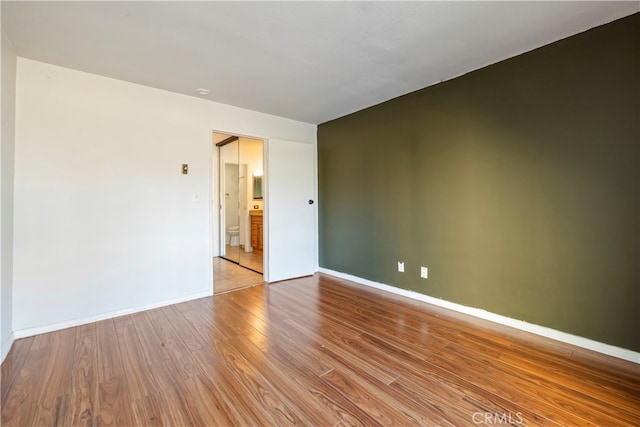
<box><xmin>398</xmin><ymin>262</ymin><xmax>404</xmax><ymax>273</ymax></box>
<box><xmin>420</xmin><ymin>266</ymin><xmax>428</xmax><ymax>279</ymax></box>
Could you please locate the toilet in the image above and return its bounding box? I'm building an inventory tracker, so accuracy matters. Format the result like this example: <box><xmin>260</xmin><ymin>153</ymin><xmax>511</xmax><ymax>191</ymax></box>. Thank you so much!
<box><xmin>227</xmin><ymin>225</ymin><xmax>240</xmax><ymax>246</ymax></box>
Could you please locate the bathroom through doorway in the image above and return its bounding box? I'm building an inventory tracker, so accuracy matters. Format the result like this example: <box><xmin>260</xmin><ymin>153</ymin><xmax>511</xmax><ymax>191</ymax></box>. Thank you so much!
<box><xmin>215</xmin><ymin>132</ymin><xmax>264</xmax><ymax>276</ymax></box>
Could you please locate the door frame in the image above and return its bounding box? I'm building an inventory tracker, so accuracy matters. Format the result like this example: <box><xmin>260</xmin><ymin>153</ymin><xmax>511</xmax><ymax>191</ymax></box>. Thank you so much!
<box><xmin>210</xmin><ymin>129</ymin><xmax>268</xmax><ymax>281</ymax></box>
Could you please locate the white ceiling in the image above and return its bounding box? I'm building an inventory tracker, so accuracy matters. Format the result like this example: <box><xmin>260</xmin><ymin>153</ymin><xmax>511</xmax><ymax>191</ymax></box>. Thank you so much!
<box><xmin>3</xmin><ymin>1</ymin><xmax>638</xmax><ymax>124</ymax></box>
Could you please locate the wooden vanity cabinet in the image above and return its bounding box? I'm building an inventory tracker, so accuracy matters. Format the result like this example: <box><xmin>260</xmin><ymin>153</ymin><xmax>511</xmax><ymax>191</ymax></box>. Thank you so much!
<box><xmin>250</xmin><ymin>212</ymin><xmax>263</xmax><ymax>251</ymax></box>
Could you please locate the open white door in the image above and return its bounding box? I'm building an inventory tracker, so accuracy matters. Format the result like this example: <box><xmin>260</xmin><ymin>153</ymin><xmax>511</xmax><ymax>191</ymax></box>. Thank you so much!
<box><xmin>266</xmin><ymin>139</ymin><xmax>315</xmax><ymax>282</ymax></box>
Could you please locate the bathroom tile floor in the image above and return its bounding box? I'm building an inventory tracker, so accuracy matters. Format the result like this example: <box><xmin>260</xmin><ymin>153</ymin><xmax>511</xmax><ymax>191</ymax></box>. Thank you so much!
<box><xmin>213</xmin><ymin>256</ymin><xmax>264</xmax><ymax>294</ymax></box>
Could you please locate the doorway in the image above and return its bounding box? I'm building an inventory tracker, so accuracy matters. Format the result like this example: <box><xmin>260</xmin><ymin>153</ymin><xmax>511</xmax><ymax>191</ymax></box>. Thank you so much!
<box><xmin>215</xmin><ymin>132</ymin><xmax>264</xmax><ymax>276</ymax></box>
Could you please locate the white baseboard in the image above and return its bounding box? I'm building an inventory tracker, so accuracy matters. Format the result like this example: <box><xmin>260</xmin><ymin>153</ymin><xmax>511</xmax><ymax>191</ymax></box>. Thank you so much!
<box><xmin>1</xmin><ymin>331</ymin><xmax>15</xmax><ymax>364</ymax></box>
<box><xmin>13</xmin><ymin>290</ymin><xmax>213</xmax><ymax>340</ymax></box>
<box><xmin>319</xmin><ymin>268</ymin><xmax>640</xmax><ymax>364</ymax></box>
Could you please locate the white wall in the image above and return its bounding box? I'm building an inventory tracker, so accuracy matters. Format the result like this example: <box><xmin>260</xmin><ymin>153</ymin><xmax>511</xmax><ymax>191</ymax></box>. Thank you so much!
<box><xmin>1</xmin><ymin>27</ymin><xmax>17</xmax><ymax>361</ymax></box>
<box><xmin>14</xmin><ymin>58</ymin><xmax>316</xmax><ymax>335</ymax></box>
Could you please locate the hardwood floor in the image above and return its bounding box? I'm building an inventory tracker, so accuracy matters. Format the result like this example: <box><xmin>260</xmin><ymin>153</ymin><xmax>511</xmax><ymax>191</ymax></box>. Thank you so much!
<box><xmin>2</xmin><ymin>273</ymin><xmax>639</xmax><ymax>426</ymax></box>
<box><xmin>213</xmin><ymin>257</ymin><xmax>263</xmax><ymax>294</ymax></box>
<box><xmin>222</xmin><ymin>245</ymin><xmax>264</xmax><ymax>274</ymax></box>
<box><xmin>239</xmin><ymin>249</ymin><xmax>263</xmax><ymax>273</ymax></box>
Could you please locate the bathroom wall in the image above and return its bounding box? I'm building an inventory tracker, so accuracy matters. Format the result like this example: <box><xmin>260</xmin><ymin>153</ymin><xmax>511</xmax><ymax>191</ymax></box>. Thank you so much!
<box><xmin>218</xmin><ymin>137</ymin><xmax>263</xmax><ymax>249</ymax></box>
<box><xmin>220</xmin><ymin>139</ymin><xmax>241</xmax><ymax>239</ymax></box>
<box><xmin>239</xmin><ymin>137</ymin><xmax>264</xmax><ymax>249</ymax></box>
<box><xmin>224</xmin><ymin>164</ymin><xmax>240</xmax><ymax>229</ymax></box>
<box><xmin>318</xmin><ymin>13</ymin><xmax>639</xmax><ymax>351</ymax></box>
<box><xmin>241</xmin><ymin>137</ymin><xmax>264</xmax><ymax>209</ymax></box>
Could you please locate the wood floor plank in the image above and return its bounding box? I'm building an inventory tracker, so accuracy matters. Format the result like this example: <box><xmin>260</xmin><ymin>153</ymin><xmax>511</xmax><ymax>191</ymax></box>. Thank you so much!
<box><xmin>54</xmin><ymin>394</ymin><xmax>71</xmax><ymax>427</ymax></box>
<box><xmin>170</xmin><ymin>299</ymin><xmax>194</xmax><ymax>313</ymax></box>
<box><xmin>142</xmin><ymin>361</ymin><xmax>199</xmax><ymax>426</ymax></box>
<box><xmin>361</xmin><ymin>331</ymin><xmax>619</xmax><ymax>426</ymax></box>
<box><xmin>130</xmin><ymin>392</ymin><xmax>165</xmax><ymax>426</ymax></box>
<box><xmin>1</xmin><ymin>345</ymin><xmax>51</xmax><ymax>426</ymax></box>
<box><xmin>69</xmin><ymin>334</ymin><xmax>98</xmax><ymax>426</ymax></box>
<box><xmin>321</xmin><ymin>367</ymin><xmax>439</xmax><ymax>426</ymax></box>
<box><xmin>2</xmin><ymin>266</ymin><xmax>638</xmax><ymax>426</ymax></box>
<box><xmin>76</xmin><ymin>323</ymin><xmax>96</xmax><ymax>338</ymax></box>
<box><xmin>28</xmin><ymin>328</ymin><xmax>77</xmax><ymax>427</ymax></box>
<box><xmin>111</xmin><ymin>314</ymin><xmax>132</xmax><ymax>330</ymax></box>
<box><xmin>114</xmin><ymin>325</ymin><xmax>158</xmax><ymax>401</ymax></box>
<box><xmin>308</xmin><ymin>278</ymin><xmax>632</xmax><ymax>422</ymax></box>
<box><xmin>129</xmin><ymin>311</ymin><xmax>171</xmax><ymax>366</ymax></box>
<box><xmin>314</xmin><ymin>274</ymin><xmax>521</xmax><ymax>346</ymax></box>
<box><xmin>333</xmin><ymin>329</ymin><xmax>545</xmax><ymax>426</ymax></box>
<box><xmin>191</xmin><ymin>346</ymin><xmax>284</xmax><ymax>426</ymax></box>
<box><xmin>274</xmin><ymin>280</ymin><xmax>454</xmax><ymax>351</ymax></box>
<box><xmin>499</xmin><ymin>342</ymin><xmax>640</xmax><ymax>415</ymax></box>
<box><xmin>272</xmin><ymin>288</ymin><xmax>398</xmax><ymax>384</ymax></box>
<box><xmin>283</xmin><ymin>316</ymin><xmax>401</xmax><ymax>385</ymax></box>
<box><xmin>206</xmin><ymin>298</ymin><xmax>271</xmax><ymax>351</ymax></box>
<box><xmin>1</xmin><ymin>336</ymin><xmax>34</xmax><ymax>405</ymax></box>
<box><xmin>204</xmin><ymin>334</ymin><xmax>318</xmax><ymax>426</ymax></box>
<box><xmin>440</xmin><ymin>341</ymin><xmax>638</xmax><ymax>425</ymax></box>
<box><xmin>318</xmin><ymin>338</ymin><xmax>460</xmax><ymax>426</ymax></box>
<box><xmin>357</xmin><ymin>330</ymin><xmax>546</xmax><ymax>425</ymax></box>
<box><xmin>181</xmin><ymin>374</ymin><xmax>241</xmax><ymax>426</ymax></box>
<box><xmin>292</xmin><ymin>277</ymin><xmax>514</xmax><ymax>357</ymax></box>
<box><xmin>95</xmin><ymin>376</ymin><xmax>133</xmax><ymax>427</ymax></box>
<box><xmin>179</xmin><ymin>307</ymin><xmax>220</xmax><ymax>349</ymax></box>
<box><xmin>570</xmin><ymin>347</ymin><xmax>640</xmax><ymax>378</ymax></box>
<box><xmin>160</xmin><ymin>304</ymin><xmax>207</xmax><ymax>351</ymax></box>
<box><xmin>188</xmin><ymin>297</ymin><xmax>244</xmax><ymax>340</ymax></box>
<box><xmin>266</xmin><ymin>341</ymin><xmax>383</xmax><ymax>427</ymax></box>
<box><xmin>263</xmin><ymin>320</ymin><xmax>336</xmax><ymax>376</ymax></box>
<box><xmin>229</xmin><ymin>334</ymin><xmax>340</xmax><ymax>426</ymax></box>
<box><xmin>95</xmin><ymin>319</ymin><xmax>125</xmax><ymax>383</ymax></box>
<box><xmin>144</xmin><ymin>307</ymin><xmax>204</xmax><ymax>381</ymax></box>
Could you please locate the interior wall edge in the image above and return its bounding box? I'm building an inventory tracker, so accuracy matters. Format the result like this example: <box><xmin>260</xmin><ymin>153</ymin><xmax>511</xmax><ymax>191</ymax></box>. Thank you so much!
<box><xmin>12</xmin><ymin>290</ymin><xmax>212</xmax><ymax>341</ymax></box>
<box><xmin>319</xmin><ymin>267</ymin><xmax>640</xmax><ymax>364</ymax></box>
<box><xmin>0</xmin><ymin>331</ymin><xmax>15</xmax><ymax>364</ymax></box>
<box><xmin>1</xmin><ymin>17</ymin><xmax>18</xmax><ymax>368</ymax></box>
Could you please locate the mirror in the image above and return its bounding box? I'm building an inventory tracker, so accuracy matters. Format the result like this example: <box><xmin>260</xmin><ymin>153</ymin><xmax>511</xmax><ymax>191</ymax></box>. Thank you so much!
<box><xmin>220</xmin><ymin>139</ymin><xmax>241</xmax><ymax>264</ymax></box>
<box><xmin>253</xmin><ymin>175</ymin><xmax>263</xmax><ymax>200</ymax></box>
<box><xmin>217</xmin><ymin>134</ymin><xmax>264</xmax><ymax>274</ymax></box>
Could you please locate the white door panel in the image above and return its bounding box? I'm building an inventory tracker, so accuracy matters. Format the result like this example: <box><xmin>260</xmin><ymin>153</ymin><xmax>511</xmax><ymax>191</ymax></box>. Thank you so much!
<box><xmin>266</xmin><ymin>139</ymin><xmax>315</xmax><ymax>282</ymax></box>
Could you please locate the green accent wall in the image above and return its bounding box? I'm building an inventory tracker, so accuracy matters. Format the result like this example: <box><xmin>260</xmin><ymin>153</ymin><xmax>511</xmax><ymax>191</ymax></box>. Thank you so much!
<box><xmin>318</xmin><ymin>13</ymin><xmax>640</xmax><ymax>351</ymax></box>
